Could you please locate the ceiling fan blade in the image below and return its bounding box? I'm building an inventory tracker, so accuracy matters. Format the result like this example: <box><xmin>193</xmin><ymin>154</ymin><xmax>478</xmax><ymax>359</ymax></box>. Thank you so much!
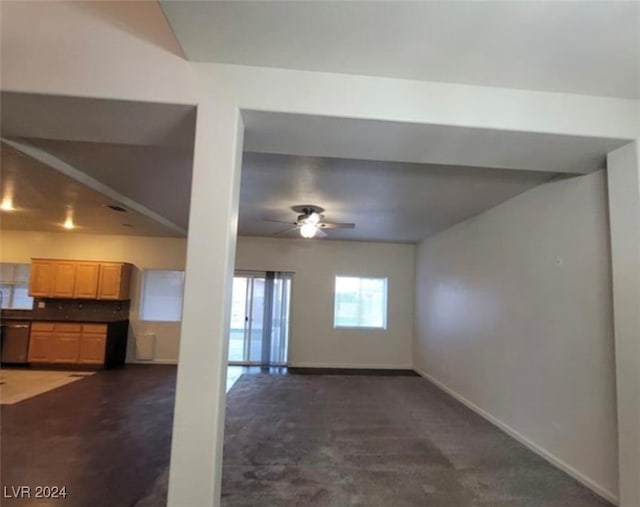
<box><xmin>274</xmin><ymin>226</ymin><xmax>300</xmax><ymax>236</ymax></box>
<box><xmin>315</xmin><ymin>228</ymin><xmax>328</xmax><ymax>238</ymax></box>
<box><xmin>318</xmin><ymin>222</ymin><xmax>356</xmax><ymax>230</ymax></box>
<box><xmin>263</xmin><ymin>218</ymin><xmax>295</xmax><ymax>225</ymax></box>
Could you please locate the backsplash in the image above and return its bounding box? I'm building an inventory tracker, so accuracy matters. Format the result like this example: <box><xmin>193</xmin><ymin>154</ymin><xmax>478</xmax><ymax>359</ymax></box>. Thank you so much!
<box><xmin>31</xmin><ymin>298</ymin><xmax>130</xmax><ymax>322</ymax></box>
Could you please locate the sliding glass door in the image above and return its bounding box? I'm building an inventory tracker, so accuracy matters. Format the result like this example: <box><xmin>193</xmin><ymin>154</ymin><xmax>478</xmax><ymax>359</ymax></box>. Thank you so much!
<box><xmin>228</xmin><ymin>271</ymin><xmax>291</xmax><ymax>366</ymax></box>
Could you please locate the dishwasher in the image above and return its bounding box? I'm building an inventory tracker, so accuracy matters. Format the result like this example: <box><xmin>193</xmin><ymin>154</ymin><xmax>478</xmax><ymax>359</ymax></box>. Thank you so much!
<box><xmin>1</xmin><ymin>321</ymin><xmax>31</xmax><ymax>364</ymax></box>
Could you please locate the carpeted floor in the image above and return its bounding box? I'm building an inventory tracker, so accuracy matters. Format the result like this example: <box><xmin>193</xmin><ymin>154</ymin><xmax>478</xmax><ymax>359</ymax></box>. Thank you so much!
<box><xmin>137</xmin><ymin>373</ymin><xmax>613</xmax><ymax>506</ymax></box>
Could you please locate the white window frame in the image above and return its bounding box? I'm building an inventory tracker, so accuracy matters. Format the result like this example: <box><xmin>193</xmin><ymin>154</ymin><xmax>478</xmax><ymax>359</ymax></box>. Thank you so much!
<box><xmin>333</xmin><ymin>275</ymin><xmax>388</xmax><ymax>330</ymax></box>
<box><xmin>139</xmin><ymin>269</ymin><xmax>185</xmax><ymax>322</ymax></box>
<box><xmin>0</xmin><ymin>263</ymin><xmax>33</xmax><ymax>310</ymax></box>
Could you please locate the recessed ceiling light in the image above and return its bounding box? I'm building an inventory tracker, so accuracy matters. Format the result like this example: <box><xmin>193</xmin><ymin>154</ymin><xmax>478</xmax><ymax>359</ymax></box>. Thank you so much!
<box><xmin>1</xmin><ymin>182</ymin><xmax>16</xmax><ymax>211</ymax></box>
<box><xmin>106</xmin><ymin>204</ymin><xmax>128</xmax><ymax>212</ymax></box>
<box><xmin>0</xmin><ymin>198</ymin><xmax>15</xmax><ymax>211</ymax></box>
<box><xmin>63</xmin><ymin>208</ymin><xmax>75</xmax><ymax>230</ymax></box>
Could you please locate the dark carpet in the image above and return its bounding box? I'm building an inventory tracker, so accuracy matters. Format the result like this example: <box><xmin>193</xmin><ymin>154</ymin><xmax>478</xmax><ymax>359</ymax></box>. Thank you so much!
<box><xmin>138</xmin><ymin>373</ymin><xmax>613</xmax><ymax>507</ymax></box>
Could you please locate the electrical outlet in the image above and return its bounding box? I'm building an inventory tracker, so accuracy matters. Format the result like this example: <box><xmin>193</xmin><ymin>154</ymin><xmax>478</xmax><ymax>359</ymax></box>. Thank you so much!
<box><xmin>37</xmin><ymin>301</ymin><xmax>46</xmax><ymax>309</ymax></box>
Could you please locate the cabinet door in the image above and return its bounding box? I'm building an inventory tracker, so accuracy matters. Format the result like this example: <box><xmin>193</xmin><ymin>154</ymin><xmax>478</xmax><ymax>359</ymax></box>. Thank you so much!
<box><xmin>53</xmin><ymin>331</ymin><xmax>81</xmax><ymax>362</ymax></box>
<box><xmin>29</xmin><ymin>260</ymin><xmax>54</xmax><ymax>297</ymax></box>
<box><xmin>52</xmin><ymin>262</ymin><xmax>77</xmax><ymax>298</ymax></box>
<box><xmin>98</xmin><ymin>264</ymin><xmax>123</xmax><ymax>300</ymax></box>
<box><xmin>28</xmin><ymin>331</ymin><xmax>53</xmax><ymax>362</ymax></box>
<box><xmin>74</xmin><ymin>262</ymin><xmax>100</xmax><ymax>298</ymax></box>
<box><xmin>79</xmin><ymin>325</ymin><xmax>108</xmax><ymax>364</ymax></box>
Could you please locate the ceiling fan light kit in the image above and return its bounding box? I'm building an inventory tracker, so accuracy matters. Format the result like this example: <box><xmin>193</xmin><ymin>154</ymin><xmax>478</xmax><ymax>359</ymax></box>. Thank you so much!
<box><xmin>300</xmin><ymin>222</ymin><xmax>318</xmax><ymax>238</ymax></box>
<box><xmin>263</xmin><ymin>204</ymin><xmax>356</xmax><ymax>239</ymax></box>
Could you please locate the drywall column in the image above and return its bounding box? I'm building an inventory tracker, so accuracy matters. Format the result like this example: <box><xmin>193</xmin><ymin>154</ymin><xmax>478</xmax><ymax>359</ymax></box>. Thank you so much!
<box><xmin>607</xmin><ymin>142</ymin><xmax>640</xmax><ymax>507</ymax></box>
<box><xmin>167</xmin><ymin>102</ymin><xmax>244</xmax><ymax>507</ymax></box>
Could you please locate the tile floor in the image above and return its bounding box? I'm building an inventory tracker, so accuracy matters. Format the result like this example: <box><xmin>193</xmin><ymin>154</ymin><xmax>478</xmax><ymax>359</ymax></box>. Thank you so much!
<box><xmin>0</xmin><ymin>368</ymin><xmax>95</xmax><ymax>405</ymax></box>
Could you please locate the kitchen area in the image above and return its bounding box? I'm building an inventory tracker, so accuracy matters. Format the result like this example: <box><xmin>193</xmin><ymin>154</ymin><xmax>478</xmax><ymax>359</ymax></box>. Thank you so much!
<box><xmin>1</xmin><ymin>258</ymin><xmax>132</xmax><ymax>370</ymax></box>
<box><xmin>0</xmin><ymin>92</ymin><xmax>191</xmax><ymax>506</ymax></box>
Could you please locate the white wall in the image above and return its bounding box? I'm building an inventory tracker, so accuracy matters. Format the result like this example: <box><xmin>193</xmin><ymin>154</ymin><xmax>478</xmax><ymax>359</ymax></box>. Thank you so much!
<box><xmin>0</xmin><ymin>230</ymin><xmax>187</xmax><ymax>363</ymax></box>
<box><xmin>413</xmin><ymin>170</ymin><xmax>618</xmax><ymax>502</ymax></box>
<box><xmin>236</xmin><ymin>236</ymin><xmax>415</xmax><ymax>369</ymax></box>
<box><xmin>0</xmin><ymin>230</ymin><xmax>414</xmax><ymax>369</ymax></box>
<box><xmin>607</xmin><ymin>143</ymin><xmax>640</xmax><ymax>507</ymax></box>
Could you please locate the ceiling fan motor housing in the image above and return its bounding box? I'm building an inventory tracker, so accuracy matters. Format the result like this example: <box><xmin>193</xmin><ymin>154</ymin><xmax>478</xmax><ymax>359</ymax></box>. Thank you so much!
<box><xmin>292</xmin><ymin>204</ymin><xmax>324</xmax><ymax>216</ymax></box>
<box><xmin>297</xmin><ymin>212</ymin><xmax>322</xmax><ymax>223</ymax></box>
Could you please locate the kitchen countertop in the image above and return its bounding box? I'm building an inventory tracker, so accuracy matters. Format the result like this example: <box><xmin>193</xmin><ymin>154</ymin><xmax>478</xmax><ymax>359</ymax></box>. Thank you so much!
<box><xmin>1</xmin><ymin>310</ymin><xmax>33</xmax><ymax>320</ymax></box>
<box><xmin>1</xmin><ymin>315</ymin><xmax>129</xmax><ymax>324</ymax></box>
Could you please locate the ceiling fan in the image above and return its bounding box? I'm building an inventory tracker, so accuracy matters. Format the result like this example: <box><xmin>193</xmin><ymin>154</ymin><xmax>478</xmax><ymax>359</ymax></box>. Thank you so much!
<box><xmin>264</xmin><ymin>205</ymin><xmax>355</xmax><ymax>239</ymax></box>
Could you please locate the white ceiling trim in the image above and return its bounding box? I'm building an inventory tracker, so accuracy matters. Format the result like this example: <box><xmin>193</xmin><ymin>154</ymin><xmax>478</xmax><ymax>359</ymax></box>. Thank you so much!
<box><xmin>2</xmin><ymin>138</ymin><xmax>187</xmax><ymax>236</ymax></box>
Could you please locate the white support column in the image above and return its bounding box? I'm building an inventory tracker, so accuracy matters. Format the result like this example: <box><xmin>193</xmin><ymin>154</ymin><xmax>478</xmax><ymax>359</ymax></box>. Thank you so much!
<box><xmin>167</xmin><ymin>102</ymin><xmax>244</xmax><ymax>507</ymax></box>
<box><xmin>606</xmin><ymin>141</ymin><xmax>640</xmax><ymax>507</ymax></box>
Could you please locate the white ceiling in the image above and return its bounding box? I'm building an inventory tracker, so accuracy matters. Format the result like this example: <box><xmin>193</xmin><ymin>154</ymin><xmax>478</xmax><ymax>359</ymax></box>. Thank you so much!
<box><xmin>161</xmin><ymin>1</ymin><xmax>640</xmax><ymax>99</ymax></box>
<box><xmin>0</xmin><ymin>93</ymin><xmax>195</xmax><ymax>237</ymax></box>
<box><xmin>242</xmin><ymin>111</ymin><xmax>630</xmax><ymax>175</ymax></box>
<box><xmin>0</xmin><ymin>93</ymin><xmax>625</xmax><ymax>243</ymax></box>
<box><xmin>1</xmin><ymin>92</ymin><xmax>196</xmax><ymax>147</ymax></box>
<box><xmin>239</xmin><ymin>152</ymin><xmax>555</xmax><ymax>242</ymax></box>
<box><xmin>0</xmin><ymin>142</ymin><xmax>183</xmax><ymax>237</ymax></box>
<box><xmin>18</xmin><ymin>139</ymin><xmax>193</xmax><ymax>230</ymax></box>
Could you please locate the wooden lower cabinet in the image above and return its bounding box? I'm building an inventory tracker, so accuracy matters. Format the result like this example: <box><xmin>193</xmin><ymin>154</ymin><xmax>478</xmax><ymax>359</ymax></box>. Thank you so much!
<box><xmin>28</xmin><ymin>321</ymin><xmax>126</xmax><ymax>367</ymax></box>
<box><xmin>28</xmin><ymin>327</ymin><xmax>55</xmax><ymax>362</ymax></box>
<box><xmin>53</xmin><ymin>328</ymin><xmax>82</xmax><ymax>363</ymax></box>
<box><xmin>79</xmin><ymin>324</ymin><xmax>107</xmax><ymax>364</ymax></box>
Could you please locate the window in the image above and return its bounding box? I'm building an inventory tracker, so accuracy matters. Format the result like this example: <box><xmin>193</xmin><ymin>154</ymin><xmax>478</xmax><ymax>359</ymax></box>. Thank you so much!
<box><xmin>0</xmin><ymin>263</ymin><xmax>33</xmax><ymax>310</ymax></box>
<box><xmin>140</xmin><ymin>270</ymin><xmax>185</xmax><ymax>322</ymax></box>
<box><xmin>334</xmin><ymin>276</ymin><xmax>387</xmax><ymax>329</ymax></box>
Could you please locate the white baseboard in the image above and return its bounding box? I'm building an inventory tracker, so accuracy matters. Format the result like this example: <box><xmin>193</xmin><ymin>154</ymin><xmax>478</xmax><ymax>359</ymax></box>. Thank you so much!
<box><xmin>126</xmin><ymin>361</ymin><xmax>413</xmax><ymax>369</ymax></box>
<box><xmin>289</xmin><ymin>362</ymin><xmax>414</xmax><ymax>370</ymax></box>
<box><xmin>413</xmin><ymin>366</ymin><xmax>618</xmax><ymax>506</ymax></box>
<box><xmin>127</xmin><ymin>359</ymin><xmax>178</xmax><ymax>365</ymax></box>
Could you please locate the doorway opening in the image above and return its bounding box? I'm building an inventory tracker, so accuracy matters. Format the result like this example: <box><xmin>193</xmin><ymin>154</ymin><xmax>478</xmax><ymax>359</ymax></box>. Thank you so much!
<box><xmin>228</xmin><ymin>271</ymin><xmax>292</xmax><ymax>366</ymax></box>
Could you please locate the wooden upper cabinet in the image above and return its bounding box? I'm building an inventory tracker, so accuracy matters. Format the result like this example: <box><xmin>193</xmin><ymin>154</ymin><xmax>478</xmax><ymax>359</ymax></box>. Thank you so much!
<box><xmin>29</xmin><ymin>259</ymin><xmax>132</xmax><ymax>300</ymax></box>
<box><xmin>29</xmin><ymin>259</ymin><xmax>54</xmax><ymax>297</ymax></box>
<box><xmin>52</xmin><ymin>261</ymin><xmax>77</xmax><ymax>298</ymax></box>
<box><xmin>74</xmin><ymin>262</ymin><xmax>100</xmax><ymax>298</ymax></box>
<box><xmin>98</xmin><ymin>263</ymin><xmax>132</xmax><ymax>300</ymax></box>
